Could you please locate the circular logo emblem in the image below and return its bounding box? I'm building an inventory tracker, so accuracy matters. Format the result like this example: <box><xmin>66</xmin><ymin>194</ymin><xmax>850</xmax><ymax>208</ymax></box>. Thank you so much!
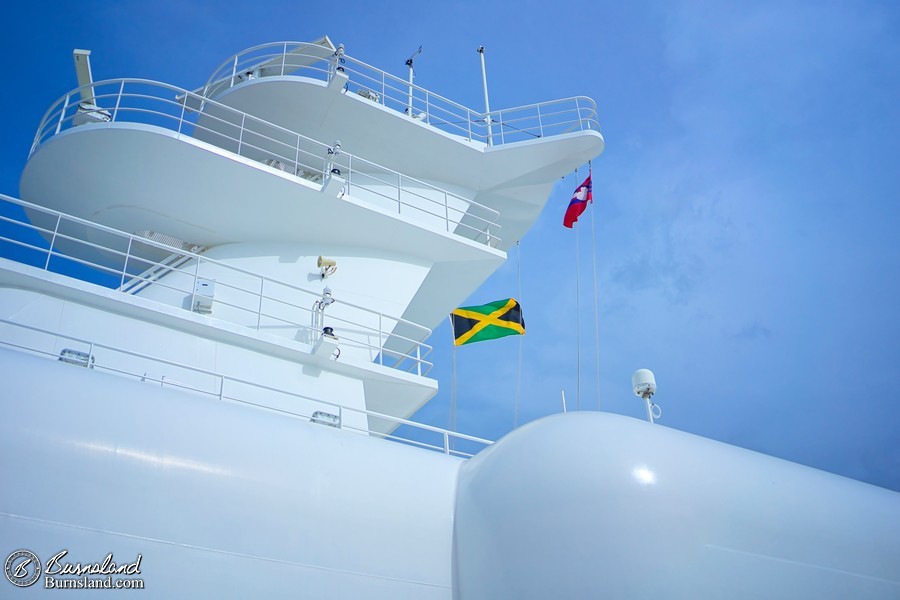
<box><xmin>5</xmin><ymin>549</ymin><xmax>41</xmax><ymax>587</ymax></box>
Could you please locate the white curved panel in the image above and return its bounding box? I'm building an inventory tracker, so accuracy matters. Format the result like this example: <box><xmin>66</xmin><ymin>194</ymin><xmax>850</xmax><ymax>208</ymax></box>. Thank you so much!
<box><xmin>453</xmin><ymin>412</ymin><xmax>900</xmax><ymax>599</ymax></box>
<box><xmin>0</xmin><ymin>348</ymin><xmax>459</xmax><ymax>598</ymax></box>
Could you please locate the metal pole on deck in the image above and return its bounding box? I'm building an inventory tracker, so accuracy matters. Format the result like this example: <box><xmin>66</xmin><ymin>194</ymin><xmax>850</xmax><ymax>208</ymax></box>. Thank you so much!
<box><xmin>405</xmin><ymin>45</ymin><xmax>422</xmax><ymax>116</ymax></box>
<box><xmin>477</xmin><ymin>46</ymin><xmax>493</xmax><ymax>146</ymax></box>
<box><xmin>448</xmin><ymin>316</ymin><xmax>458</xmax><ymax>451</ymax></box>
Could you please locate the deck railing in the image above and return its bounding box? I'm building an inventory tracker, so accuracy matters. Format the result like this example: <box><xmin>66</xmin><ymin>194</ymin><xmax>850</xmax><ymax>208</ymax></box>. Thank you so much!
<box><xmin>0</xmin><ymin>317</ymin><xmax>492</xmax><ymax>458</ymax></box>
<box><xmin>202</xmin><ymin>41</ymin><xmax>601</xmax><ymax>146</ymax></box>
<box><xmin>30</xmin><ymin>78</ymin><xmax>501</xmax><ymax>247</ymax></box>
<box><xmin>0</xmin><ymin>193</ymin><xmax>434</xmax><ymax>375</ymax></box>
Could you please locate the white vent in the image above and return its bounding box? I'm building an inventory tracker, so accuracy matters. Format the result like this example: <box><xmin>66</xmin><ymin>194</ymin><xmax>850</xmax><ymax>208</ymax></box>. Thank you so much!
<box><xmin>310</xmin><ymin>411</ymin><xmax>341</xmax><ymax>428</ymax></box>
<box><xmin>134</xmin><ymin>230</ymin><xmax>203</xmax><ymax>253</ymax></box>
<box><xmin>58</xmin><ymin>348</ymin><xmax>94</xmax><ymax>368</ymax></box>
<box><xmin>356</xmin><ymin>88</ymin><xmax>380</xmax><ymax>102</ymax></box>
<box><xmin>263</xmin><ymin>158</ymin><xmax>289</xmax><ymax>172</ymax></box>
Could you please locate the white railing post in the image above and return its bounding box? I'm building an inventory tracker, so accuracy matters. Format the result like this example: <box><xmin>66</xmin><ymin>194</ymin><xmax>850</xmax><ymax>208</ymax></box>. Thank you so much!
<box><xmin>416</xmin><ymin>344</ymin><xmax>421</xmax><ymax>376</ymax></box>
<box><xmin>237</xmin><ymin>113</ymin><xmax>246</xmax><ymax>155</ymax></box>
<box><xmin>177</xmin><ymin>92</ymin><xmax>188</xmax><ymax>136</ymax></box>
<box><xmin>257</xmin><ymin>278</ymin><xmax>264</xmax><ymax>331</ymax></box>
<box><xmin>444</xmin><ymin>192</ymin><xmax>450</xmax><ymax>232</ymax></box>
<box><xmin>574</xmin><ymin>96</ymin><xmax>583</xmax><ymax>131</ymax></box>
<box><xmin>218</xmin><ymin>376</ymin><xmax>225</xmax><ymax>400</ymax></box>
<box><xmin>346</xmin><ymin>154</ymin><xmax>352</xmax><ymax>196</ymax></box>
<box><xmin>44</xmin><ymin>214</ymin><xmax>62</xmax><ymax>271</ymax></box>
<box><xmin>537</xmin><ymin>103</ymin><xmax>544</xmax><ymax>138</ymax></box>
<box><xmin>112</xmin><ymin>80</ymin><xmax>125</xmax><ymax>123</ymax></box>
<box><xmin>56</xmin><ymin>95</ymin><xmax>70</xmax><ymax>136</ymax></box>
<box><xmin>190</xmin><ymin>257</ymin><xmax>201</xmax><ymax>312</ymax></box>
<box><xmin>397</xmin><ymin>173</ymin><xmax>402</xmax><ymax>213</ymax></box>
<box><xmin>231</xmin><ymin>55</ymin><xmax>238</xmax><ymax>88</ymax></box>
<box><xmin>443</xmin><ymin>431</ymin><xmax>450</xmax><ymax>454</ymax></box>
<box><xmin>467</xmin><ymin>108</ymin><xmax>473</xmax><ymax>141</ymax></box>
<box><xmin>294</xmin><ymin>134</ymin><xmax>301</xmax><ymax>174</ymax></box>
<box><xmin>121</xmin><ymin>236</ymin><xmax>133</xmax><ymax>289</ymax></box>
<box><xmin>378</xmin><ymin>313</ymin><xmax>384</xmax><ymax>365</ymax></box>
<box><xmin>281</xmin><ymin>42</ymin><xmax>288</xmax><ymax>76</ymax></box>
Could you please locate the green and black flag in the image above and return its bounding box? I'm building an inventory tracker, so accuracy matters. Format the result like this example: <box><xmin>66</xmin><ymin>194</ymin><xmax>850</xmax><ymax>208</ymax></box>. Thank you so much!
<box><xmin>451</xmin><ymin>298</ymin><xmax>525</xmax><ymax>346</ymax></box>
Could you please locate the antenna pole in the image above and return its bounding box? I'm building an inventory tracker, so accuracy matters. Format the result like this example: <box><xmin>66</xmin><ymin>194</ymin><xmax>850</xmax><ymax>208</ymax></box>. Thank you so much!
<box><xmin>643</xmin><ymin>395</ymin><xmax>655</xmax><ymax>424</ymax></box>
<box><xmin>407</xmin><ymin>60</ymin><xmax>414</xmax><ymax>115</ymax></box>
<box><xmin>477</xmin><ymin>47</ymin><xmax>493</xmax><ymax>146</ymax></box>
<box><xmin>405</xmin><ymin>45</ymin><xmax>422</xmax><ymax>117</ymax></box>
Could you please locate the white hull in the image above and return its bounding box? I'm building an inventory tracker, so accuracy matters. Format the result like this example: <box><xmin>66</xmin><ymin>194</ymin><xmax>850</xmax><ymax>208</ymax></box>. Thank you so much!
<box><xmin>3</xmin><ymin>346</ymin><xmax>897</xmax><ymax>597</ymax></box>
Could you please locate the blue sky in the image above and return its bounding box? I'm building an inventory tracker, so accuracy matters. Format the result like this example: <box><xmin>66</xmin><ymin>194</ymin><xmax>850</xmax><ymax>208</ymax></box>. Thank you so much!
<box><xmin>3</xmin><ymin>1</ymin><xmax>898</xmax><ymax>491</ymax></box>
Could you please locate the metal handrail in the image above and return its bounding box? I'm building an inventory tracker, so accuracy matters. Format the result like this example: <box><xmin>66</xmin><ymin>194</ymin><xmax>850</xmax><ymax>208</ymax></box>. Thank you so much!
<box><xmin>30</xmin><ymin>78</ymin><xmax>501</xmax><ymax>247</ymax></box>
<box><xmin>0</xmin><ymin>193</ymin><xmax>434</xmax><ymax>375</ymax></box>
<box><xmin>201</xmin><ymin>41</ymin><xmax>602</xmax><ymax>145</ymax></box>
<box><xmin>0</xmin><ymin>317</ymin><xmax>492</xmax><ymax>458</ymax></box>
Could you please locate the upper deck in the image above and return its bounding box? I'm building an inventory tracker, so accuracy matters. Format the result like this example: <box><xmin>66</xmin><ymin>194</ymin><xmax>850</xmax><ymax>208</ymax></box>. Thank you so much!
<box><xmin>195</xmin><ymin>40</ymin><xmax>605</xmax><ymax>249</ymax></box>
<box><xmin>25</xmin><ymin>78</ymin><xmax>503</xmax><ymax>253</ymax></box>
<box><xmin>200</xmin><ymin>39</ymin><xmax>603</xmax><ymax>148</ymax></box>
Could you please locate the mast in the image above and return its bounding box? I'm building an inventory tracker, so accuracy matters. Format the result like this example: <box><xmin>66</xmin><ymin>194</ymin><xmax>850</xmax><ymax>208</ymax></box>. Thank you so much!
<box><xmin>405</xmin><ymin>45</ymin><xmax>422</xmax><ymax>116</ymax></box>
<box><xmin>477</xmin><ymin>46</ymin><xmax>493</xmax><ymax>146</ymax></box>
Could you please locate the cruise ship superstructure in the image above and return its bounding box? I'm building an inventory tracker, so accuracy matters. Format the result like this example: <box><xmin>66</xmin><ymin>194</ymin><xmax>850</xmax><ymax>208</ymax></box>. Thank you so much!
<box><xmin>1</xmin><ymin>38</ymin><xmax>897</xmax><ymax>598</ymax></box>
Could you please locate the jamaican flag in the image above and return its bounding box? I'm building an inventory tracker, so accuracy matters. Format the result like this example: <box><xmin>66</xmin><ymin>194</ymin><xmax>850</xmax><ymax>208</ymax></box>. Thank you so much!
<box><xmin>451</xmin><ymin>298</ymin><xmax>525</xmax><ymax>346</ymax></box>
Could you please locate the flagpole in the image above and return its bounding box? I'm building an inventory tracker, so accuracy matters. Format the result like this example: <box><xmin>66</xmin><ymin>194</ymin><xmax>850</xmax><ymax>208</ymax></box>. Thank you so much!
<box><xmin>515</xmin><ymin>240</ymin><xmax>523</xmax><ymax>428</ymax></box>
<box><xmin>574</xmin><ymin>171</ymin><xmax>582</xmax><ymax>411</ymax></box>
<box><xmin>448</xmin><ymin>316</ymin><xmax>457</xmax><ymax>442</ymax></box>
<box><xmin>589</xmin><ymin>165</ymin><xmax>600</xmax><ymax>411</ymax></box>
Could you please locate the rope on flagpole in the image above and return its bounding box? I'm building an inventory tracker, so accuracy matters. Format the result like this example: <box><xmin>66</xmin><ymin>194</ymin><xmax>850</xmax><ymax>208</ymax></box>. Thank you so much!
<box><xmin>589</xmin><ymin>161</ymin><xmax>601</xmax><ymax>411</ymax></box>
<box><xmin>574</xmin><ymin>170</ymin><xmax>582</xmax><ymax>411</ymax></box>
<box><xmin>515</xmin><ymin>239</ymin><xmax>523</xmax><ymax>428</ymax></box>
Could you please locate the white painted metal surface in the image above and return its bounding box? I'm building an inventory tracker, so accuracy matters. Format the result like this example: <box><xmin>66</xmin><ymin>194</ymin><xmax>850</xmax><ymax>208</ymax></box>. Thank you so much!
<box><xmin>0</xmin><ymin>347</ymin><xmax>462</xmax><ymax>597</ymax></box>
<box><xmin>454</xmin><ymin>412</ymin><xmax>900</xmax><ymax>599</ymax></box>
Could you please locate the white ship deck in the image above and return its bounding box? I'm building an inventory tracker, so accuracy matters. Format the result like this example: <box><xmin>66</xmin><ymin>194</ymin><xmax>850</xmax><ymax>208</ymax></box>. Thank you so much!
<box><xmin>0</xmin><ymin>191</ymin><xmax>493</xmax><ymax>436</ymax></box>
<box><xmin>21</xmin><ymin>79</ymin><xmax>510</xmax><ymax>335</ymax></box>
<box><xmin>0</xmin><ymin>254</ymin><xmax>493</xmax><ymax>450</ymax></box>
<box><xmin>197</xmin><ymin>41</ymin><xmax>606</xmax><ymax>249</ymax></box>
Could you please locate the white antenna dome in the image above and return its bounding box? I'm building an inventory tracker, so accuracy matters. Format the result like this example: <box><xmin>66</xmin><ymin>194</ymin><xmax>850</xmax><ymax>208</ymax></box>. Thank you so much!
<box><xmin>632</xmin><ymin>369</ymin><xmax>657</xmax><ymax>399</ymax></box>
